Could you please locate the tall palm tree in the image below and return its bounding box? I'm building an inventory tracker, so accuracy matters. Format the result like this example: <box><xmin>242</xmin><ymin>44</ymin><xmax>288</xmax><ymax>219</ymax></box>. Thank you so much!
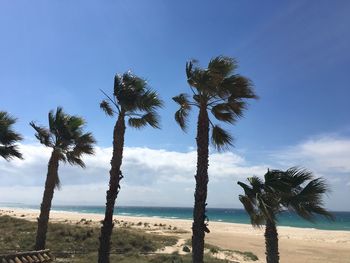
<box><xmin>30</xmin><ymin>107</ymin><xmax>96</xmax><ymax>250</ymax></box>
<box><xmin>173</xmin><ymin>56</ymin><xmax>257</xmax><ymax>262</ymax></box>
<box><xmin>238</xmin><ymin>167</ymin><xmax>333</xmax><ymax>263</ymax></box>
<box><xmin>0</xmin><ymin>111</ymin><xmax>23</xmax><ymax>160</ymax></box>
<box><xmin>98</xmin><ymin>71</ymin><xmax>163</xmax><ymax>263</ymax></box>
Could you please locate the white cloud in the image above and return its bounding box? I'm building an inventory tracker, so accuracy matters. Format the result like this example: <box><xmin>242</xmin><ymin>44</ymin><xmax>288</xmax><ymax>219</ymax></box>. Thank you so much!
<box><xmin>272</xmin><ymin>135</ymin><xmax>350</xmax><ymax>174</ymax></box>
<box><xmin>0</xmin><ymin>135</ymin><xmax>349</xmax><ymax>210</ymax></box>
<box><xmin>0</xmin><ymin>143</ymin><xmax>266</xmax><ymax>207</ymax></box>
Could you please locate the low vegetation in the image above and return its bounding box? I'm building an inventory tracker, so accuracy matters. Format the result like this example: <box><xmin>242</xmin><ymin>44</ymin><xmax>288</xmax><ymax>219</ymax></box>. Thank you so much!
<box><xmin>184</xmin><ymin>239</ymin><xmax>258</xmax><ymax>262</ymax></box>
<box><xmin>0</xmin><ymin>216</ymin><xmax>229</xmax><ymax>262</ymax></box>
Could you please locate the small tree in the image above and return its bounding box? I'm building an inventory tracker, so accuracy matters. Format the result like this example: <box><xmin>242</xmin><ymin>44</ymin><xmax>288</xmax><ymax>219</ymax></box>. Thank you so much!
<box><xmin>238</xmin><ymin>167</ymin><xmax>333</xmax><ymax>263</ymax></box>
<box><xmin>98</xmin><ymin>72</ymin><xmax>163</xmax><ymax>263</ymax></box>
<box><xmin>0</xmin><ymin>111</ymin><xmax>22</xmax><ymax>160</ymax></box>
<box><xmin>31</xmin><ymin>107</ymin><xmax>96</xmax><ymax>249</ymax></box>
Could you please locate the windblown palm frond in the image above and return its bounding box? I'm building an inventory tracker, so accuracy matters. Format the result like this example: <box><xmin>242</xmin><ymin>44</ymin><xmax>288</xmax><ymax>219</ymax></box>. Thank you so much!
<box><xmin>101</xmin><ymin>71</ymin><xmax>163</xmax><ymax>129</ymax></box>
<box><xmin>238</xmin><ymin>167</ymin><xmax>333</xmax><ymax>227</ymax></box>
<box><xmin>173</xmin><ymin>93</ymin><xmax>191</xmax><ymax>131</ymax></box>
<box><xmin>174</xmin><ymin>56</ymin><xmax>257</xmax><ymax>151</ymax></box>
<box><xmin>211</xmin><ymin>125</ymin><xmax>233</xmax><ymax>151</ymax></box>
<box><xmin>0</xmin><ymin>111</ymin><xmax>23</xmax><ymax>160</ymax></box>
<box><xmin>31</xmin><ymin>107</ymin><xmax>96</xmax><ymax>169</ymax></box>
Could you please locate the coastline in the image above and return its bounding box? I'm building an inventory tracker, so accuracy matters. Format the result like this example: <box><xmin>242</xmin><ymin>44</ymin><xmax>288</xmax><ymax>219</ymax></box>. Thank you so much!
<box><xmin>1</xmin><ymin>206</ymin><xmax>350</xmax><ymax>263</ymax></box>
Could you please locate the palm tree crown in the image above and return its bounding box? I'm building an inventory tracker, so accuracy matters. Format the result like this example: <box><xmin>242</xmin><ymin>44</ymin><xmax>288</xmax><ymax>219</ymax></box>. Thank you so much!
<box><xmin>238</xmin><ymin>167</ymin><xmax>333</xmax><ymax>226</ymax></box>
<box><xmin>173</xmin><ymin>56</ymin><xmax>257</xmax><ymax>150</ymax></box>
<box><xmin>0</xmin><ymin>111</ymin><xmax>23</xmax><ymax>160</ymax></box>
<box><xmin>30</xmin><ymin>107</ymin><xmax>95</xmax><ymax>186</ymax></box>
<box><xmin>100</xmin><ymin>71</ymin><xmax>163</xmax><ymax>128</ymax></box>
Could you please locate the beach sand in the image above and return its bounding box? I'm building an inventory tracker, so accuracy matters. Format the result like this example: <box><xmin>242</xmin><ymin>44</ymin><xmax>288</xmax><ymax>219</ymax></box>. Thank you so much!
<box><xmin>1</xmin><ymin>207</ymin><xmax>349</xmax><ymax>263</ymax></box>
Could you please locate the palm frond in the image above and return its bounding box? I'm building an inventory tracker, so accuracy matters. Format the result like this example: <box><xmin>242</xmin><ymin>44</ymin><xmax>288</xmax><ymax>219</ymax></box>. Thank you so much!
<box><xmin>0</xmin><ymin>111</ymin><xmax>23</xmax><ymax>151</ymax></box>
<box><xmin>220</xmin><ymin>75</ymin><xmax>257</xmax><ymax>99</ymax></box>
<box><xmin>73</xmin><ymin>132</ymin><xmax>96</xmax><ymax>155</ymax></box>
<box><xmin>0</xmin><ymin>145</ymin><xmax>23</xmax><ymax>160</ymax></box>
<box><xmin>100</xmin><ymin>100</ymin><xmax>115</xmax><ymax>116</ymax></box>
<box><xmin>66</xmin><ymin>152</ymin><xmax>86</xmax><ymax>168</ymax></box>
<box><xmin>211</xmin><ymin>104</ymin><xmax>235</xmax><ymax>123</ymax></box>
<box><xmin>283</xmin><ymin>167</ymin><xmax>314</xmax><ymax>188</ymax></box>
<box><xmin>33</xmin><ymin>108</ymin><xmax>95</xmax><ymax>168</ymax></box>
<box><xmin>68</xmin><ymin>116</ymin><xmax>85</xmax><ymax>134</ymax></box>
<box><xmin>173</xmin><ymin>93</ymin><xmax>191</xmax><ymax>108</ymax></box>
<box><xmin>30</xmin><ymin>122</ymin><xmax>53</xmax><ymax>147</ymax></box>
<box><xmin>248</xmin><ymin>176</ymin><xmax>264</xmax><ymax>191</ymax></box>
<box><xmin>128</xmin><ymin>111</ymin><xmax>160</xmax><ymax>129</ymax></box>
<box><xmin>237</xmin><ymin>181</ymin><xmax>255</xmax><ymax>199</ymax></box>
<box><xmin>211</xmin><ymin>125</ymin><xmax>233</xmax><ymax>151</ymax></box>
<box><xmin>135</xmin><ymin>89</ymin><xmax>163</xmax><ymax>111</ymax></box>
<box><xmin>239</xmin><ymin>195</ymin><xmax>264</xmax><ymax>227</ymax></box>
<box><xmin>208</xmin><ymin>56</ymin><xmax>236</xmax><ymax>78</ymax></box>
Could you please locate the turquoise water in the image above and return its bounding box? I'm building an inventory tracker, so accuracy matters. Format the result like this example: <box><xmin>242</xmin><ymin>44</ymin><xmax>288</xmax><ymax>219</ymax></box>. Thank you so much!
<box><xmin>4</xmin><ymin>204</ymin><xmax>350</xmax><ymax>231</ymax></box>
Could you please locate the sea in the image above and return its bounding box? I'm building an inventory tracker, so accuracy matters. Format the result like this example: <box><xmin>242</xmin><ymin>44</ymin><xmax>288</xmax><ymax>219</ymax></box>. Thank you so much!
<box><xmin>2</xmin><ymin>204</ymin><xmax>350</xmax><ymax>231</ymax></box>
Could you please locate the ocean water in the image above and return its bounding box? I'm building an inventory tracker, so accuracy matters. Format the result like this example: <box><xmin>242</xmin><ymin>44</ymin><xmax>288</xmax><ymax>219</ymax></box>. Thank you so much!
<box><xmin>3</xmin><ymin>204</ymin><xmax>350</xmax><ymax>231</ymax></box>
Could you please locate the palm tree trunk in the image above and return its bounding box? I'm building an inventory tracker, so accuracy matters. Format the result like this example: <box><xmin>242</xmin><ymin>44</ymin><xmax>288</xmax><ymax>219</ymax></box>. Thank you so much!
<box><xmin>192</xmin><ymin>104</ymin><xmax>210</xmax><ymax>263</ymax></box>
<box><xmin>265</xmin><ymin>219</ymin><xmax>279</xmax><ymax>263</ymax></box>
<box><xmin>35</xmin><ymin>150</ymin><xmax>59</xmax><ymax>250</ymax></box>
<box><xmin>98</xmin><ymin>111</ymin><xmax>126</xmax><ymax>263</ymax></box>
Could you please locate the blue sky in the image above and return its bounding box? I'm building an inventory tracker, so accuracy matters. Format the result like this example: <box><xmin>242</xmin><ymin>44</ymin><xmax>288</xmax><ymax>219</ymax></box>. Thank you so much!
<box><xmin>0</xmin><ymin>1</ymin><xmax>350</xmax><ymax>211</ymax></box>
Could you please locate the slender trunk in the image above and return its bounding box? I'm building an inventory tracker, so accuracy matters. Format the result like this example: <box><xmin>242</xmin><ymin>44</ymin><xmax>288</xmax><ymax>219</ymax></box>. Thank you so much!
<box><xmin>98</xmin><ymin>111</ymin><xmax>126</xmax><ymax>263</ymax></box>
<box><xmin>192</xmin><ymin>104</ymin><xmax>210</xmax><ymax>263</ymax></box>
<box><xmin>35</xmin><ymin>150</ymin><xmax>59</xmax><ymax>250</ymax></box>
<box><xmin>265</xmin><ymin>219</ymin><xmax>279</xmax><ymax>263</ymax></box>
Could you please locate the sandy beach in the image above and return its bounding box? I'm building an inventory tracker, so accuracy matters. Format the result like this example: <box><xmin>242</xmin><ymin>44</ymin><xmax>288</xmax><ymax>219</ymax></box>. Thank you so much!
<box><xmin>1</xmin><ymin>207</ymin><xmax>349</xmax><ymax>263</ymax></box>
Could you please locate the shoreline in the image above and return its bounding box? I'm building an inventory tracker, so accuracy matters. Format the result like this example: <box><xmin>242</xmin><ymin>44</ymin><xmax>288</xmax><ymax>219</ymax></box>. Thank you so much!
<box><xmin>1</xmin><ymin>206</ymin><xmax>350</xmax><ymax>263</ymax></box>
<box><xmin>1</xmin><ymin>205</ymin><xmax>348</xmax><ymax>232</ymax></box>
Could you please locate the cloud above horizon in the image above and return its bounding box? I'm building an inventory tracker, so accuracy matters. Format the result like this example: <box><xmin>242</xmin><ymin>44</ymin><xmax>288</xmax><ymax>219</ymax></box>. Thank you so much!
<box><xmin>0</xmin><ymin>134</ymin><xmax>349</xmax><ymax>210</ymax></box>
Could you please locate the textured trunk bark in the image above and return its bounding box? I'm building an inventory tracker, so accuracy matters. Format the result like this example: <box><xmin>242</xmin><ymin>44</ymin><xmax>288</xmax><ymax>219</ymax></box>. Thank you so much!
<box><xmin>265</xmin><ymin>219</ymin><xmax>279</xmax><ymax>263</ymax></box>
<box><xmin>98</xmin><ymin>111</ymin><xmax>126</xmax><ymax>263</ymax></box>
<box><xmin>35</xmin><ymin>150</ymin><xmax>59</xmax><ymax>250</ymax></box>
<box><xmin>192</xmin><ymin>104</ymin><xmax>209</xmax><ymax>263</ymax></box>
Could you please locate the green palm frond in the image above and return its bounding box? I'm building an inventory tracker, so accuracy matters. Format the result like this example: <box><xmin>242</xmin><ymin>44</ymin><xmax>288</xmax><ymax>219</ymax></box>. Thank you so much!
<box><xmin>264</xmin><ymin>169</ymin><xmax>291</xmax><ymax>193</ymax></box>
<box><xmin>221</xmin><ymin>75</ymin><xmax>257</xmax><ymax>99</ymax></box>
<box><xmin>100</xmin><ymin>100</ymin><xmax>114</xmax><ymax>116</ymax></box>
<box><xmin>283</xmin><ymin>167</ymin><xmax>314</xmax><ymax>188</ymax></box>
<box><xmin>66</xmin><ymin>151</ymin><xmax>86</xmax><ymax>168</ymax></box>
<box><xmin>173</xmin><ymin>93</ymin><xmax>191</xmax><ymax>108</ymax></box>
<box><xmin>238</xmin><ymin>167</ymin><xmax>333</xmax><ymax>230</ymax></box>
<box><xmin>208</xmin><ymin>56</ymin><xmax>236</xmax><ymax>76</ymax></box>
<box><xmin>30</xmin><ymin>122</ymin><xmax>53</xmax><ymax>147</ymax></box>
<box><xmin>173</xmin><ymin>94</ymin><xmax>191</xmax><ymax>131</ymax></box>
<box><xmin>0</xmin><ymin>113</ymin><xmax>22</xmax><ymax>145</ymax></box>
<box><xmin>237</xmin><ymin>181</ymin><xmax>255</xmax><ymax>197</ymax></box>
<box><xmin>31</xmin><ymin>108</ymin><xmax>95</xmax><ymax>167</ymax></box>
<box><xmin>239</xmin><ymin>195</ymin><xmax>264</xmax><ymax>227</ymax></box>
<box><xmin>177</xmin><ymin>56</ymin><xmax>257</xmax><ymax>154</ymax></box>
<box><xmin>0</xmin><ymin>111</ymin><xmax>23</xmax><ymax>160</ymax></box>
<box><xmin>211</xmin><ymin>103</ymin><xmax>235</xmax><ymax>123</ymax></box>
<box><xmin>174</xmin><ymin>108</ymin><xmax>189</xmax><ymax>131</ymax></box>
<box><xmin>128</xmin><ymin>111</ymin><xmax>160</xmax><ymax>129</ymax></box>
<box><xmin>211</xmin><ymin>125</ymin><xmax>233</xmax><ymax>151</ymax></box>
<box><xmin>248</xmin><ymin>176</ymin><xmax>264</xmax><ymax>192</ymax></box>
<box><xmin>135</xmin><ymin>89</ymin><xmax>163</xmax><ymax>111</ymax></box>
<box><xmin>0</xmin><ymin>145</ymin><xmax>22</xmax><ymax>160</ymax></box>
<box><xmin>103</xmin><ymin>71</ymin><xmax>162</xmax><ymax>130</ymax></box>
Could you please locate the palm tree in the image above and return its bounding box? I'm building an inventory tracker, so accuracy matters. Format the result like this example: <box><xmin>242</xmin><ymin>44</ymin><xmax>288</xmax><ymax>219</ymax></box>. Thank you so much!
<box><xmin>238</xmin><ymin>167</ymin><xmax>333</xmax><ymax>263</ymax></box>
<box><xmin>173</xmin><ymin>56</ymin><xmax>257</xmax><ymax>262</ymax></box>
<box><xmin>98</xmin><ymin>71</ymin><xmax>163</xmax><ymax>263</ymax></box>
<box><xmin>30</xmin><ymin>107</ymin><xmax>96</xmax><ymax>250</ymax></box>
<box><xmin>0</xmin><ymin>111</ymin><xmax>23</xmax><ymax>160</ymax></box>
